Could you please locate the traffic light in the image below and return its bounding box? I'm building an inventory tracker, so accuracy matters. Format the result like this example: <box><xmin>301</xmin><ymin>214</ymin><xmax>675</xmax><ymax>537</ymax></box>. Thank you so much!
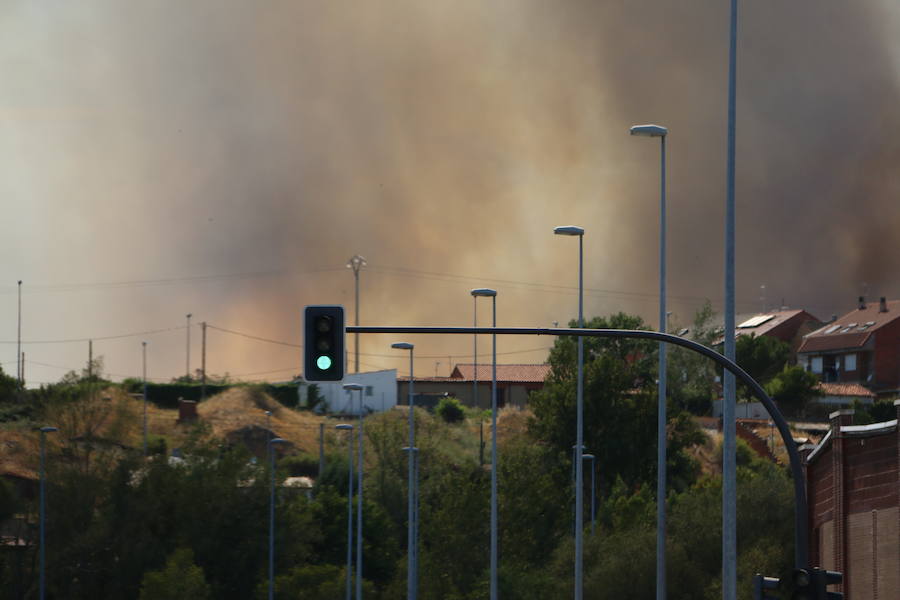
<box><xmin>792</xmin><ymin>568</ymin><xmax>814</xmax><ymax>600</ymax></box>
<box><xmin>812</xmin><ymin>568</ymin><xmax>843</xmax><ymax>600</ymax></box>
<box><xmin>753</xmin><ymin>573</ymin><xmax>780</xmax><ymax>600</ymax></box>
<box><xmin>304</xmin><ymin>305</ymin><xmax>345</xmax><ymax>381</ymax></box>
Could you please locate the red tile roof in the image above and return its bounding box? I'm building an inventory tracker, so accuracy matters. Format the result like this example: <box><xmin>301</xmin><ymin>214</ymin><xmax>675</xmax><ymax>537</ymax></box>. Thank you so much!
<box><xmin>714</xmin><ymin>309</ymin><xmax>820</xmax><ymax>345</ymax></box>
<box><xmin>816</xmin><ymin>382</ymin><xmax>875</xmax><ymax>398</ymax></box>
<box><xmin>449</xmin><ymin>364</ymin><xmax>550</xmax><ymax>383</ymax></box>
<box><xmin>798</xmin><ymin>299</ymin><xmax>900</xmax><ymax>353</ymax></box>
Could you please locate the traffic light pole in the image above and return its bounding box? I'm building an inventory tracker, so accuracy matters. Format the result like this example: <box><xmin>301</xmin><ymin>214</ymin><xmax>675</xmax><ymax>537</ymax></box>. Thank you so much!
<box><xmin>347</xmin><ymin>324</ymin><xmax>809</xmax><ymax>569</ymax></box>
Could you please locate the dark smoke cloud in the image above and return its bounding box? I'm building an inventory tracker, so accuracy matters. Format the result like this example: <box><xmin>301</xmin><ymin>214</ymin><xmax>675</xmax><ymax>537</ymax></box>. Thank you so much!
<box><xmin>1</xmin><ymin>0</ymin><xmax>898</xmax><ymax>382</ymax></box>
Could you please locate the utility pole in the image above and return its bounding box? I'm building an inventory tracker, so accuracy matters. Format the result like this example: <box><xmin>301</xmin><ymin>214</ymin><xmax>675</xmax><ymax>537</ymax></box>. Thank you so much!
<box><xmin>186</xmin><ymin>313</ymin><xmax>192</xmax><ymax>379</ymax></box>
<box><xmin>346</xmin><ymin>255</ymin><xmax>367</xmax><ymax>373</ymax></box>
<box><xmin>16</xmin><ymin>280</ymin><xmax>21</xmax><ymax>389</ymax></box>
<box><xmin>318</xmin><ymin>423</ymin><xmax>325</xmax><ymax>483</ymax></box>
<box><xmin>88</xmin><ymin>340</ymin><xmax>93</xmax><ymax>380</ymax></box>
<box><xmin>201</xmin><ymin>321</ymin><xmax>207</xmax><ymax>401</ymax></box>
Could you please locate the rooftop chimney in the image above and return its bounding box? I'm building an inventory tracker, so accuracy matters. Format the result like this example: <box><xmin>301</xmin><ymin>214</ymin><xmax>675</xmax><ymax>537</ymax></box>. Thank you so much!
<box><xmin>879</xmin><ymin>296</ymin><xmax>888</xmax><ymax>313</ymax></box>
<box><xmin>858</xmin><ymin>295</ymin><xmax>866</xmax><ymax>310</ymax></box>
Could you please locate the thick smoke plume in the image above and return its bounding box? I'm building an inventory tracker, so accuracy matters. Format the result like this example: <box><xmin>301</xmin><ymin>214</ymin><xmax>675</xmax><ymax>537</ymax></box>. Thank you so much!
<box><xmin>1</xmin><ymin>0</ymin><xmax>898</xmax><ymax>382</ymax></box>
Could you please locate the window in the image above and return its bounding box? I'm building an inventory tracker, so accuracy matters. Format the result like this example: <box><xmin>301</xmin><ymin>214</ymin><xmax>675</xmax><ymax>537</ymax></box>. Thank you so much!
<box><xmin>844</xmin><ymin>353</ymin><xmax>857</xmax><ymax>371</ymax></box>
<box><xmin>365</xmin><ymin>386</ymin><xmax>374</xmax><ymax>396</ymax></box>
<box><xmin>811</xmin><ymin>356</ymin><xmax>823</xmax><ymax>374</ymax></box>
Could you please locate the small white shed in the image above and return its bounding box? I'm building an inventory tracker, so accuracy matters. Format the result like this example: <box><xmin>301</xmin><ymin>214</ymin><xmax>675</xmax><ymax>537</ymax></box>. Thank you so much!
<box><xmin>299</xmin><ymin>369</ymin><xmax>398</xmax><ymax>415</ymax></box>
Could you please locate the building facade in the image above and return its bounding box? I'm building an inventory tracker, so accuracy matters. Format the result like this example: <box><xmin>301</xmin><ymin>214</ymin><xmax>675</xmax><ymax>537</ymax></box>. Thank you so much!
<box><xmin>803</xmin><ymin>403</ymin><xmax>900</xmax><ymax>598</ymax></box>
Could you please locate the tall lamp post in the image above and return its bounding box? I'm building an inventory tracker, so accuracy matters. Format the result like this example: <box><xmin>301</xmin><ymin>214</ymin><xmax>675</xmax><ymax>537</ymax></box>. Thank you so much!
<box><xmin>582</xmin><ymin>454</ymin><xmax>596</xmax><ymax>536</ymax></box>
<box><xmin>723</xmin><ymin>2</ymin><xmax>739</xmax><ymax>599</ymax></box>
<box><xmin>185</xmin><ymin>313</ymin><xmax>192</xmax><ymax>379</ymax></box>
<box><xmin>344</xmin><ymin>382</ymin><xmax>365</xmax><ymax>599</ymax></box>
<box><xmin>39</xmin><ymin>426</ymin><xmax>57</xmax><ymax>600</ymax></box>
<box><xmin>142</xmin><ymin>342</ymin><xmax>148</xmax><ymax>456</ymax></box>
<box><xmin>402</xmin><ymin>446</ymin><xmax>420</xmax><ymax>599</ymax></box>
<box><xmin>630</xmin><ymin>122</ymin><xmax>668</xmax><ymax>600</ymax></box>
<box><xmin>471</xmin><ymin>287</ymin><xmax>498</xmax><ymax>600</ymax></box>
<box><xmin>391</xmin><ymin>342</ymin><xmax>417</xmax><ymax>600</ymax></box>
<box><xmin>346</xmin><ymin>255</ymin><xmax>367</xmax><ymax>373</ymax></box>
<box><xmin>554</xmin><ymin>225</ymin><xmax>585</xmax><ymax>600</ymax></box>
<box><xmin>336</xmin><ymin>424</ymin><xmax>355</xmax><ymax>600</ymax></box>
<box><xmin>268</xmin><ymin>437</ymin><xmax>289</xmax><ymax>600</ymax></box>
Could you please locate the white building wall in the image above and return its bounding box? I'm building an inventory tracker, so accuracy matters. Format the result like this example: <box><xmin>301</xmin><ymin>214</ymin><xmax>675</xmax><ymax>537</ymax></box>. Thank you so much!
<box><xmin>299</xmin><ymin>369</ymin><xmax>398</xmax><ymax>414</ymax></box>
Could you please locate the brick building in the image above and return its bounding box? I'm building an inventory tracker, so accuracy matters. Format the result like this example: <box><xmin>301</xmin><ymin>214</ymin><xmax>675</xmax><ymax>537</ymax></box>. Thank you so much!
<box><xmin>803</xmin><ymin>403</ymin><xmax>900</xmax><ymax>598</ymax></box>
<box><xmin>798</xmin><ymin>297</ymin><xmax>900</xmax><ymax>395</ymax></box>
<box><xmin>397</xmin><ymin>363</ymin><xmax>549</xmax><ymax>409</ymax></box>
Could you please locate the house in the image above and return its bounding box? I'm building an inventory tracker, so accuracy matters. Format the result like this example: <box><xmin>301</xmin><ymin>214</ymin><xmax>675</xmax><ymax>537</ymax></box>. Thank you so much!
<box><xmin>715</xmin><ymin>308</ymin><xmax>822</xmax><ymax>354</ymax></box>
<box><xmin>397</xmin><ymin>363</ymin><xmax>550</xmax><ymax>410</ymax></box>
<box><xmin>798</xmin><ymin>297</ymin><xmax>900</xmax><ymax>395</ymax></box>
<box><xmin>802</xmin><ymin>404</ymin><xmax>900</xmax><ymax>598</ymax></box>
<box><xmin>299</xmin><ymin>369</ymin><xmax>398</xmax><ymax>415</ymax></box>
<box><xmin>815</xmin><ymin>382</ymin><xmax>876</xmax><ymax>407</ymax></box>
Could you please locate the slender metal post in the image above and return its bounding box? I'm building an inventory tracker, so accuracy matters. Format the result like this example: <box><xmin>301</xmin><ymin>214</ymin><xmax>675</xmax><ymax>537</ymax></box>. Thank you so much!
<box><xmin>356</xmin><ymin>389</ymin><xmax>364</xmax><ymax>600</ymax></box>
<box><xmin>657</xmin><ymin>133</ymin><xmax>668</xmax><ymax>600</ymax></box>
<box><xmin>268</xmin><ymin>437</ymin><xmax>287</xmax><ymax>600</ymax></box>
<box><xmin>336</xmin><ymin>424</ymin><xmax>354</xmax><ymax>600</ymax></box>
<box><xmin>413</xmin><ymin>448</ymin><xmax>420</xmax><ymax>596</ymax></box>
<box><xmin>490</xmin><ymin>295</ymin><xmax>498</xmax><ymax>600</ymax></box>
<box><xmin>407</xmin><ymin>349</ymin><xmax>417</xmax><ymax>600</ymax></box>
<box><xmin>575</xmin><ymin>234</ymin><xmax>585</xmax><ymax>600</ymax></box>
<box><xmin>723</xmin><ymin>1</ymin><xmax>739</xmax><ymax>598</ymax></box>
<box><xmin>473</xmin><ymin>296</ymin><xmax>478</xmax><ymax>411</ymax></box>
<box><xmin>201</xmin><ymin>321</ymin><xmax>207</xmax><ymax>400</ymax></box>
<box><xmin>186</xmin><ymin>313</ymin><xmax>192</xmax><ymax>379</ymax></box>
<box><xmin>16</xmin><ymin>280</ymin><xmax>21</xmax><ymax>388</ymax></box>
<box><xmin>347</xmin><ymin>255</ymin><xmax>367</xmax><ymax>373</ymax></box>
<box><xmin>39</xmin><ymin>427</ymin><xmax>57</xmax><ymax>600</ymax></box>
<box><xmin>142</xmin><ymin>342</ymin><xmax>148</xmax><ymax>456</ymax></box>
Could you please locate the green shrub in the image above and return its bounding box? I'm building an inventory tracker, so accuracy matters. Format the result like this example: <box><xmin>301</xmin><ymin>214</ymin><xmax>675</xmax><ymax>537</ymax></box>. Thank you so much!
<box><xmin>436</xmin><ymin>397</ymin><xmax>465</xmax><ymax>424</ymax></box>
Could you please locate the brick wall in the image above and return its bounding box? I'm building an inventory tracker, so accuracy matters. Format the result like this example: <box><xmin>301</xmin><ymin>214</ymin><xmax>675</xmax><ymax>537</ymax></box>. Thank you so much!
<box><xmin>873</xmin><ymin>318</ymin><xmax>900</xmax><ymax>388</ymax></box>
<box><xmin>805</xmin><ymin>406</ymin><xmax>900</xmax><ymax>598</ymax></box>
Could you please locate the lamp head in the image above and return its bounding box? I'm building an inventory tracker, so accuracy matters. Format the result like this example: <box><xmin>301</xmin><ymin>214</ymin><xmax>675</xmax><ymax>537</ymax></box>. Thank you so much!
<box><xmin>269</xmin><ymin>437</ymin><xmax>289</xmax><ymax>445</ymax></box>
<box><xmin>343</xmin><ymin>383</ymin><xmax>364</xmax><ymax>391</ymax></box>
<box><xmin>554</xmin><ymin>226</ymin><xmax>584</xmax><ymax>236</ymax></box>
<box><xmin>335</xmin><ymin>424</ymin><xmax>353</xmax><ymax>431</ymax></box>
<box><xmin>391</xmin><ymin>342</ymin><xmax>414</xmax><ymax>350</ymax></box>
<box><xmin>40</xmin><ymin>426</ymin><xmax>58</xmax><ymax>434</ymax></box>
<box><xmin>470</xmin><ymin>288</ymin><xmax>497</xmax><ymax>297</ymax></box>
<box><xmin>629</xmin><ymin>124</ymin><xmax>668</xmax><ymax>137</ymax></box>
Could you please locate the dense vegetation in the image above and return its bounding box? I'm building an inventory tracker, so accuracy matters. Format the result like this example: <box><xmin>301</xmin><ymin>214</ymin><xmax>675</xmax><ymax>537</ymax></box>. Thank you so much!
<box><xmin>0</xmin><ymin>308</ymin><xmax>809</xmax><ymax>599</ymax></box>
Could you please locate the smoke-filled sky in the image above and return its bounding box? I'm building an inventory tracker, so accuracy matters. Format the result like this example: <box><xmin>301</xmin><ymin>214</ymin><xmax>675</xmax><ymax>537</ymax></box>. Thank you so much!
<box><xmin>2</xmin><ymin>1</ymin><xmax>899</xmax><ymax>385</ymax></box>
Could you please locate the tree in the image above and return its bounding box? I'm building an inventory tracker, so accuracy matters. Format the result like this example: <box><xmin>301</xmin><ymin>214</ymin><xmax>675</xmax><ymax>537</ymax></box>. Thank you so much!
<box><xmin>139</xmin><ymin>548</ymin><xmax>212</xmax><ymax>600</ymax></box>
<box><xmin>735</xmin><ymin>334</ymin><xmax>790</xmax><ymax>385</ymax></box>
<box><xmin>667</xmin><ymin>301</ymin><xmax>719</xmax><ymax>415</ymax></box>
<box><xmin>764</xmin><ymin>365</ymin><xmax>821</xmax><ymax>417</ymax></box>
<box><xmin>529</xmin><ymin>312</ymin><xmax>703</xmax><ymax>495</ymax></box>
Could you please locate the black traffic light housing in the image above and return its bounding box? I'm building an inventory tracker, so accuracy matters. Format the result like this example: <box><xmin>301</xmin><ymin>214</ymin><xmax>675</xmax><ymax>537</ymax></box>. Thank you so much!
<box><xmin>792</xmin><ymin>568</ymin><xmax>813</xmax><ymax>600</ymax></box>
<box><xmin>753</xmin><ymin>573</ymin><xmax>780</xmax><ymax>599</ymax></box>
<box><xmin>304</xmin><ymin>305</ymin><xmax>345</xmax><ymax>381</ymax></box>
<box><xmin>812</xmin><ymin>568</ymin><xmax>843</xmax><ymax>600</ymax></box>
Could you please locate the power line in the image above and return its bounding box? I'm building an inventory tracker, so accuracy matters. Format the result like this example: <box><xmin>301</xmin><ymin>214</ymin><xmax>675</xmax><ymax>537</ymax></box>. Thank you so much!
<box><xmin>0</xmin><ymin>325</ymin><xmax>186</xmax><ymax>345</ymax></box>
<box><xmin>0</xmin><ymin>267</ymin><xmax>345</xmax><ymax>295</ymax></box>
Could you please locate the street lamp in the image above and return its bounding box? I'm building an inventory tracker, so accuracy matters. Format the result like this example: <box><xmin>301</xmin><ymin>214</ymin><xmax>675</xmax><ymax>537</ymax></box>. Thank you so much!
<box><xmin>554</xmin><ymin>224</ymin><xmax>585</xmax><ymax>600</ymax></box>
<box><xmin>346</xmin><ymin>255</ymin><xmax>367</xmax><ymax>373</ymax></box>
<box><xmin>344</xmin><ymin>382</ymin><xmax>365</xmax><ymax>599</ymax></box>
<box><xmin>185</xmin><ymin>313</ymin><xmax>192</xmax><ymax>379</ymax></box>
<box><xmin>630</xmin><ymin>122</ymin><xmax>669</xmax><ymax>600</ymax></box>
<box><xmin>470</xmin><ymin>287</ymin><xmax>498</xmax><ymax>600</ymax></box>
<box><xmin>39</xmin><ymin>426</ymin><xmax>57</xmax><ymax>600</ymax></box>
<box><xmin>402</xmin><ymin>446</ymin><xmax>420</xmax><ymax>599</ymax></box>
<box><xmin>268</xmin><ymin>437</ymin><xmax>289</xmax><ymax>600</ymax></box>
<box><xmin>392</xmin><ymin>342</ymin><xmax>417</xmax><ymax>600</ymax></box>
<box><xmin>336</xmin><ymin>424</ymin><xmax>355</xmax><ymax>600</ymax></box>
